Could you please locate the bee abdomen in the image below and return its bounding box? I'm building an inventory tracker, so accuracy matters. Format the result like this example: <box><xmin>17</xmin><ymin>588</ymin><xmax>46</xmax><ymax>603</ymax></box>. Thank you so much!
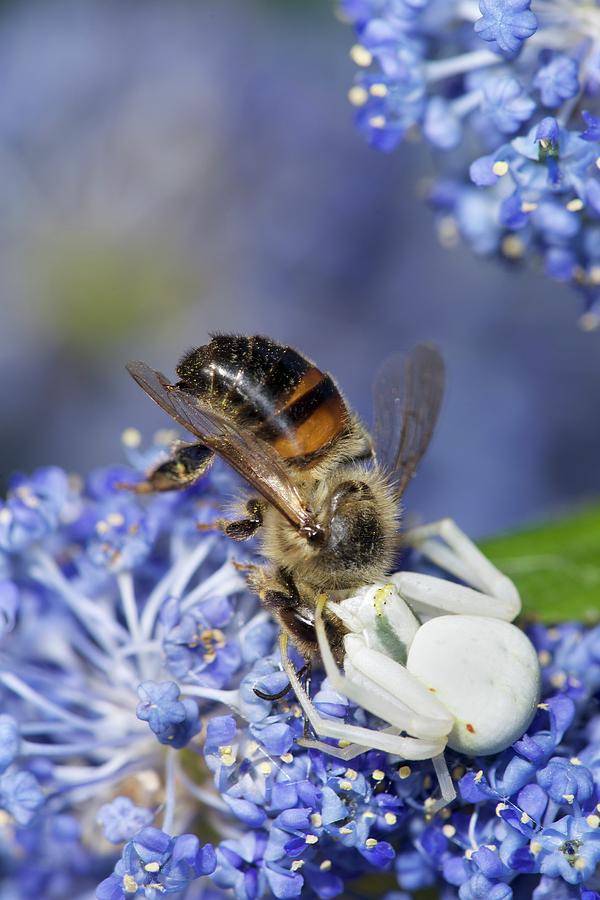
<box><xmin>176</xmin><ymin>334</ymin><xmax>348</xmax><ymax>466</ymax></box>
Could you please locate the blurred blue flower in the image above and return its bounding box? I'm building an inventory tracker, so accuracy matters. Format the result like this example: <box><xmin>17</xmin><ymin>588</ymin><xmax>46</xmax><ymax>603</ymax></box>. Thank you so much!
<box><xmin>343</xmin><ymin>0</ymin><xmax>600</xmax><ymax>324</ymax></box>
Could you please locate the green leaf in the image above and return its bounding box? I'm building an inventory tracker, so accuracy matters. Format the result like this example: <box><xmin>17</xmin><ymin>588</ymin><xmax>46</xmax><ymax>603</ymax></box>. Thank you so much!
<box><xmin>480</xmin><ymin>502</ymin><xmax>600</xmax><ymax>624</ymax></box>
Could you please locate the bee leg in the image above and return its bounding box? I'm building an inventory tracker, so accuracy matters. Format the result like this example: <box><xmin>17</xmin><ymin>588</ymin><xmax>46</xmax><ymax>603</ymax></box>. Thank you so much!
<box><xmin>232</xmin><ymin>560</ymin><xmax>261</xmax><ymax>574</ymax></box>
<box><xmin>120</xmin><ymin>443</ymin><xmax>214</xmax><ymax>493</ymax></box>
<box><xmin>198</xmin><ymin>499</ymin><xmax>264</xmax><ymax>541</ymax></box>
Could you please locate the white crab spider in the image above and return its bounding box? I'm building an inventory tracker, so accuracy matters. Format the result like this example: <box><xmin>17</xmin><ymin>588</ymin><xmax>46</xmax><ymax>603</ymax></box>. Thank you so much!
<box><xmin>279</xmin><ymin>518</ymin><xmax>541</xmax><ymax>812</ymax></box>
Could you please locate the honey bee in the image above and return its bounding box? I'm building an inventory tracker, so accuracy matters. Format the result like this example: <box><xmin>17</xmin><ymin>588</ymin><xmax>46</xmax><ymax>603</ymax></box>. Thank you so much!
<box><xmin>126</xmin><ymin>334</ymin><xmax>444</xmax><ymax>673</ymax></box>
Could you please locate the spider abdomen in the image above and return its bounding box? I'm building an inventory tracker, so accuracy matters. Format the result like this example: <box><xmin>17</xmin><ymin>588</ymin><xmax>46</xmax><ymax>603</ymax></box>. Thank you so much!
<box><xmin>407</xmin><ymin>615</ymin><xmax>541</xmax><ymax>756</ymax></box>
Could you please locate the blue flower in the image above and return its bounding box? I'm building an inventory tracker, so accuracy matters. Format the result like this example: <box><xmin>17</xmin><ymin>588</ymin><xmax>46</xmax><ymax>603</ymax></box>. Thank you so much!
<box><xmin>581</xmin><ymin>111</ymin><xmax>600</xmax><ymax>142</ymax></box>
<box><xmin>481</xmin><ymin>76</ymin><xmax>535</xmax><ymax>134</ymax></box>
<box><xmin>537</xmin><ymin>757</ymin><xmax>594</xmax><ymax>806</ymax></box>
<box><xmin>0</xmin><ymin>769</ymin><xmax>44</xmax><ymax>825</ymax></box>
<box><xmin>534</xmin><ymin>815</ymin><xmax>600</xmax><ymax>884</ymax></box>
<box><xmin>474</xmin><ymin>0</ymin><xmax>537</xmax><ymax>57</ymax></box>
<box><xmin>97</xmin><ymin>796</ymin><xmax>154</xmax><ymax>844</ymax></box>
<box><xmin>96</xmin><ymin>826</ymin><xmax>216</xmax><ymax>898</ymax></box>
<box><xmin>534</xmin><ymin>56</ymin><xmax>580</xmax><ymax>109</ymax></box>
<box><xmin>136</xmin><ymin>680</ymin><xmax>200</xmax><ymax>748</ymax></box>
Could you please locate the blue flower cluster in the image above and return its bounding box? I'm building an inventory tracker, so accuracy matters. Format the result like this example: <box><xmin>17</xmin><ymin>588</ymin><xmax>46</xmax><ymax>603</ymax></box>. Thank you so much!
<box><xmin>2</xmin><ymin>439</ymin><xmax>600</xmax><ymax>898</ymax></box>
<box><xmin>343</xmin><ymin>0</ymin><xmax>600</xmax><ymax>326</ymax></box>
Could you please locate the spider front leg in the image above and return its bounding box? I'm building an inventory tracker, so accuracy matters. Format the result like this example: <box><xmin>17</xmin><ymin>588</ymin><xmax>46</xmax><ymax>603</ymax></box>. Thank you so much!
<box><xmin>398</xmin><ymin>518</ymin><xmax>521</xmax><ymax>621</ymax></box>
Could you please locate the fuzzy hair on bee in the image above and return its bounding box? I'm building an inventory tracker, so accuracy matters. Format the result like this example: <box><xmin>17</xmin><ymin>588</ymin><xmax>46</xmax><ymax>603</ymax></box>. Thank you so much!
<box><xmin>125</xmin><ymin>334</ymin><xmax>443</xmax><ymax>664</ymax></box>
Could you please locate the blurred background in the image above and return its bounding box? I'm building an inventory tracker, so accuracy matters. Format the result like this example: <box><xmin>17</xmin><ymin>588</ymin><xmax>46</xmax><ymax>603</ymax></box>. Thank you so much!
<box><xmin>1</xmin><ymin>0</ymin><xmax>599</xmax><ymax>538</ymax></box>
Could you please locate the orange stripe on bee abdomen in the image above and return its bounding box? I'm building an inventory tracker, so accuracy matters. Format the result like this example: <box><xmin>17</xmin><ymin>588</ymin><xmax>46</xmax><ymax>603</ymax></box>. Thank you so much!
<box><xmin>269</xmin><ymin>372</ymin><xmax>347</xmax><ymax>462</ymax></box>
<box><xmin>278</xmin><ymin>366</ymin><xmax>323</xmax><ymax>409</ymax></box>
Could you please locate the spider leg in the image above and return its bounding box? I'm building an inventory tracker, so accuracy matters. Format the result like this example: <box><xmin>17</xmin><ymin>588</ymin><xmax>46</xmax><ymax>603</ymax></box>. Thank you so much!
<box><xmin>399</xmin><ymin>518</ymin><xmax>520</xmax><ymax>621</ymax></box>
<box><xmin>279</xmin><ymin>633</ymin><xmax>444</xmax><ymax>761</ymax></box>
<box><xmin>403</xmin><ymin>519</ymin><xmax>521</xmax><ymax>621</ymax></box>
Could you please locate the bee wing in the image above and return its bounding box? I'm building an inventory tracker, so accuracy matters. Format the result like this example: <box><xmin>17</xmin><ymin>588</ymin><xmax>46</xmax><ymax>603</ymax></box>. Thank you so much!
<box><xmin>372</xmin><ymin>344</ymin><xmax>444</xmax><ymax>499</ymax></box>
<box><xmin>126</xmin><ymin>361</ymin><xmax>321</xmax><ymax>537</ymax></box>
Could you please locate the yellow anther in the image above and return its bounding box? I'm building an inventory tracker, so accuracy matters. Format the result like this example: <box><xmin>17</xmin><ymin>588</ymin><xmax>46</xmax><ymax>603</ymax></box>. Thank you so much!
<box><xmin>530</xmin><ymin>841</ymin><xmax>542</xmax><ymax>855</ymax></box>
<box><xmin>365</xmin><ymin>838</ymin><xmax>378</xmax><ymax>849</ymax></box>
<box><xmin>550</xmin><ymin>672</ymin><xmax>567</xmax><ymax>688</ymax></box>
<box><xmin>398</xmin><ymin>765</ymin><xmax>411</xmax><ymax>779</ymax></box>
<box><xmin>280</xmin><ymin>752</ymin><xmax>293</xmax><ymax>763</ymax></box>
<box><xmin>451</xmin><ymin>766</ymin><xmax>465</xmax><ymax>781</ymax></box>
<box><xmin>338</xmin><ymin>740</ymin><xmax>351</xmax><ymax>749</ymax></box>
<box><xmin>538</xmin><ymin>650</ymin><xmax>551</xmax><ymax>666</ymax></box>
<box><xmin>350</xmin><ymin>44</ymin><xmax>373</xmax><ymax>66</ymax></box>
<box><xmin>566</xmin><ymin>198</ymin><xmax>584</xmax><ymax>212</ymax></box>
<box><xmin>345</xmin><ymin>768</ymin><xmax>358</xmax><ymax>780</ymax></box>
<box><xmin>291</xmin><ymin>860</ymin><xmax>304</xmax><ymax>871</ymax></box>
<box><xmin>574</xmin><ymin>858</ymin><xmax>586</xmax><ymax>870</ymax></box>
<box><xmin>107</xmin><ymin>512</ymin><xmax>125</xmax><ymax>527</ymax></box>
<box><xmin>339</xmin><ymin>780</ymin><xmax>353</xmax><ymax>791</ymax></box>
<box><xmin>571</xmin><ymin>757</ymin><xmax>582</xmax><ymax>765</ymax></box>
<box><xmin>474</xmin><ymin>770</ymin><xmax>484</xmax><ymax>783</ymax></box>
<box><xmin>144</xmin><ymin>862</ymin><xmax>160</xmax><ymax>873</ymax></box>
<box><xmin>442</xmin><ymin>825</ymin><xmax>456</xmax><ymax>838</ymax></box>
<box><xmin>258</xmin><ymin>762</ymin><xmax>272</xmax><ymax>776</ymax></box>
<box><xmin>501</xmin><ymin>235</ymin><xmax>524</xmax><ymax>259</ymax></box>
<box><xmin>370</xmin><ymin>83</ymin><xmax>388</xmax><ymax>97</ymax></box>
<box><xmin>372</xmin><ymin>769</ymin><xmax>385</xmax><ymax>782</ymax></box>
<box><xmin>496</xmin><ymin>802</ymin><xmax>508</xmax><ymax>816</ymax></box>
<box><xmin>348</xmin><ymin>85</ymin><xmax>368</xmax><ymax>107</ymax></box>
<box><xmin>521</xmin><ymin>201</ymin><xmax>538</xmax><ymax>213</ymax></box>
<box><xmin>320</xmin><ymin>859</ymin><xmax>332</xmax><ymax>871</ymax></box>
<box><xmin>596</xmin><ymin>156</ymin><xmax>600</xmax><ymax>169</ymax></box>
<box><xmin>219</xmin><ymin>745</ymin><xmax>235</xmax><ymax>766</ymax></box>
<box><xmin>123</xmin><ymin>874</ymin><xmax>138</xmax><ymax>893</ymax></box>
<box><xmin>492</xmin><ymin>160</ymin><xmax>509</xmax><ymax>176</ymax></box>
<box><xmin>465</xmin><ymin>848</ymin><xmax>474</xmax><ymax>861</ymax></box>
<box><xmin>587</xmin><ymin>814</ymin><xmax>600</xmax><ymax>828</ymax></box>
<box><xmin>339</xmin><ymin>826</ymin><xmax>353</xmax><ymax>835</ymax></box>
<box><xmin>310</xmin><ymin>813</ymin><xmax>322</xmax><ymax>827</ymax></box>
<box><xmin>437</xmin><ymin>215</ymin><xmax>459</xmax><ymax>249</ymax></box>
<box><xmin>563</xmin><ymin>793</ymin><xmax>575</xmax><ymax>804</ymax></box>
<box><xmin>368</xmin><ymin>115</ymin><xmax>386</xmax><ymax>129</ymax></box>
<box><xmin>384</xmin><ymin>812</ymin><xmax>397</xmax><ymax>825</ymax></box>
<box><xmin>520</xmin><ymin>812</ymin><xmax>531</xmax><ymax>824</ymax></box>
<box><xmin>121</xmin><ymin>427</ymin><xmax>142</xmax><ymax>448</ymax></box>
<box><xmin>305</xmin><ymin>834</ymin><xmax>318</xmax><ymax>845</ymax></box>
